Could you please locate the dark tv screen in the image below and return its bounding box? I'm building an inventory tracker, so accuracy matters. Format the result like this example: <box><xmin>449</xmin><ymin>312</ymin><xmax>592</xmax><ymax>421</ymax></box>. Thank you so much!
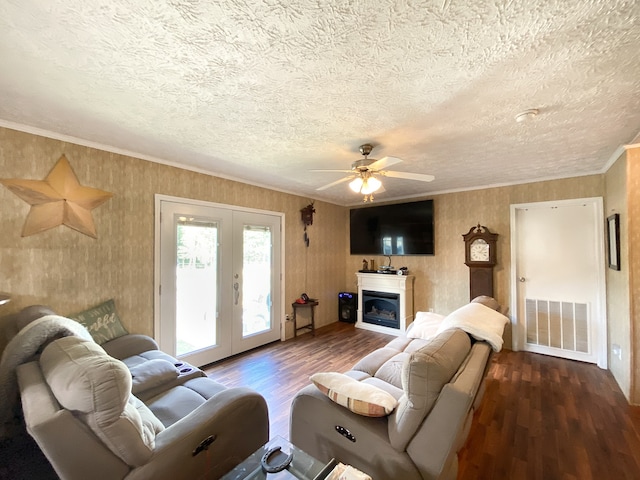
<box><xmin>350</xmin><ymin>199</ymin><xmax>434</xmax><ymax>255</ymax></box>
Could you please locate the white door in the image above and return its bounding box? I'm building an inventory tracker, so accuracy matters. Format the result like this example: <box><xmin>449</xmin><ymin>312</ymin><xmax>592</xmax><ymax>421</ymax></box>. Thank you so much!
<box><xmin>155</xmin><ymin>196</ymin><xmax>282</xmax><ymax>367</ymax></box>
<box><xmin>510</xmin><ymin>198</ymin><xmax>607</xmax><ymax>368</ymax></box>
<box><xmin>232</xmin><ymin>211</ymin><xmax>281</xmax><ymax>353</ymax></box>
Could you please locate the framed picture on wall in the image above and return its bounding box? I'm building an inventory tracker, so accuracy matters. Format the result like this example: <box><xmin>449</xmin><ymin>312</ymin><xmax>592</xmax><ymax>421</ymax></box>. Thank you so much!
<box><xmin>607</xmin><ymin>213</ymin><xmax>620</xmax><ymax>271</ymax></box>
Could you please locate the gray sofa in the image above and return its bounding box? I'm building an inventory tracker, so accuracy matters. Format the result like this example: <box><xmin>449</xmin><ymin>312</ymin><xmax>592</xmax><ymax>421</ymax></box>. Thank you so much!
<box><xmin>4</xmin><ymin>307</ymin><xmax>269</xmax><ymax>480</ymax></box>
<box><xmin>290</xmin><ymin>298</ymin><xmax>506</xmax><ymax>480</ymax></box>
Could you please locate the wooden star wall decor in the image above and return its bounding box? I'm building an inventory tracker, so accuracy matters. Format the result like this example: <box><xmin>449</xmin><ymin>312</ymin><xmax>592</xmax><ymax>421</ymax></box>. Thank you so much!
<box><xmin>0</xmin><ymin>155</ymin><xmax>113</xmax><ymax>238</ymax></box>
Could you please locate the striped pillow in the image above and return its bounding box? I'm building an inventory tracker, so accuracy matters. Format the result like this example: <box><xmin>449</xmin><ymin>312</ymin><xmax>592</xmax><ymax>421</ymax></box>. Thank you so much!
<box><xmin>310</xmin><ymin>372</ymin><xmax>398</xmax><ymax>417</ymax></box>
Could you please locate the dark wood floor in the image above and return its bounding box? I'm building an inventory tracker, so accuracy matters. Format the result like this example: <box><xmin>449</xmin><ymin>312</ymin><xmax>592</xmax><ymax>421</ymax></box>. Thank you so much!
<box><xmin>204</xmin><ymin>321</ymin><xmax>394</xmax><ymax>438</ymax></box>
<box><xmin>205</xmin><ymin>322</ymin><xmax>640</xmax><ymax>480</ymax></box>
<box><xmin>458</xmin><ymin>346</ymin><xmax>640</xmax><ymax>479</ymax></box>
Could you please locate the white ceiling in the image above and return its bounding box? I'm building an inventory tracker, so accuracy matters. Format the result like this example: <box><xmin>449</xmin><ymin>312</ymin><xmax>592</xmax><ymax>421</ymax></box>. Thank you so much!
<box><xmin>1</xmin><ymin>0</ymin><xmax>639</xmax><ymax>206</ymax></box>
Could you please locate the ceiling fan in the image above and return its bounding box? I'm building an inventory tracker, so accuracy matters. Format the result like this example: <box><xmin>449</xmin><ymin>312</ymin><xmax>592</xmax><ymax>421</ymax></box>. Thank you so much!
<box><xmin>312</xmin><ymin>144</ymin><xmax>435</xmax><ymax>202</ymax></box>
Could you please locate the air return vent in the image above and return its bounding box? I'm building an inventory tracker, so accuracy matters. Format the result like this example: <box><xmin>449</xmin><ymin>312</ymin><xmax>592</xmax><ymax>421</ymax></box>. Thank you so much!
<box><xmin>525</xmin><ymin>299</ymin><xmax>589</xmax><ymax>353</ymax></box>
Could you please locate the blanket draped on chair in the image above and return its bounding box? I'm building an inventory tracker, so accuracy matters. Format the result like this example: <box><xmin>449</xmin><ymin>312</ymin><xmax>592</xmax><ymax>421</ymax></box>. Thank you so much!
<box><xmin>435</xmin><ymin>302</ymin><xmax>508</xmax><ymax>352</ymax></box>
<box><xmin>0</xmin><ymin>315</ymin><xmax>92</xmax><ymax>438</ymax></box>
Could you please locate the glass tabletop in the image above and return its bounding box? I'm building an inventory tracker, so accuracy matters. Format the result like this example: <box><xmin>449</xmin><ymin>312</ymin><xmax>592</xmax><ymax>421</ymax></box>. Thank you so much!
<box><xmin>222</xmin><ymin>436</ymin><xmax>334</xmax><ymax>480</ymax></box>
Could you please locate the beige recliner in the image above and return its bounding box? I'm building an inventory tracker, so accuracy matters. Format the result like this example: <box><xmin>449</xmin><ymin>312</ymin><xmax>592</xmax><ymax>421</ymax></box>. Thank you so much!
<box><xmin>290</xmin><ymin>298</ymin><xmax>507</xmax><ymax>480</ymax></box>
<box><xmin>16</xmin><ymin>334</ymin><xmax>268</xmax><ymax>480</ymax></box>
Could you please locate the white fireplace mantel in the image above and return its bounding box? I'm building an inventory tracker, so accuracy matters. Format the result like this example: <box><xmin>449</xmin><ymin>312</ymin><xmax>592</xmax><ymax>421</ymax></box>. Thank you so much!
<box><xmin>355</xmin><ymin>272</ymin><xmax>415</xmax><ymax>336</ymax></box>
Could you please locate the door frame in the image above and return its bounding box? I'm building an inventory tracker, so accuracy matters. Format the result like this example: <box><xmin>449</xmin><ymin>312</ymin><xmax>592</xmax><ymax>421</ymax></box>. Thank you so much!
<box><xmin>509</xmin><ymin>197</ymin><xmax>608</xmax><ymax>369</ymax></box>
<box><xmin>153</xmin><ymin>194</ymin><xmax>287</xmax><ymax>352</ymax></box>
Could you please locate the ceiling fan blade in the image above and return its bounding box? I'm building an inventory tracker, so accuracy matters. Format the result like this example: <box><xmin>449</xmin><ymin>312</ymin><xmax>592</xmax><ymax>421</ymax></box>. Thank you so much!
<box><xmin>380</xmin><ymin>170</ymin><xmax>435</xmax><ymax>182</ymax></box>
<box><xmin>316</xmin><ymin>176</ymin><xmax>354</xmax><ymax>191</ymax></box>
<box><xmin>368</xmin><ymin>156</ymin><xmax>402</xmax><ymax>171</ymax></box>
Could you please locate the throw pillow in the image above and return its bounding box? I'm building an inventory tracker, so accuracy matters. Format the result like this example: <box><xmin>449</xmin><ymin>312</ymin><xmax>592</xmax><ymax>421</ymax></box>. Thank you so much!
<box><xmin>310</xmin><ymin>372</ymin><xmax>398</xmax><ymax>417</ymax></box>
<box><xmin>69</xmin><ymin>299</ymin><xmax>128</xmax><ymax>345</ymax></box>
<box><xmin>406</xmin><ymin>311</ymin><xmax>445</xmax><ymax>340</ymax></box>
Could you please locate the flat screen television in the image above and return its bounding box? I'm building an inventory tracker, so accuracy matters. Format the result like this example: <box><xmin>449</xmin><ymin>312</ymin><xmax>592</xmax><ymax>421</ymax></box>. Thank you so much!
<box><xmin>350</xmin><ymin>199</ymin><xmax>434</xmax><ymax>255</ymax></box>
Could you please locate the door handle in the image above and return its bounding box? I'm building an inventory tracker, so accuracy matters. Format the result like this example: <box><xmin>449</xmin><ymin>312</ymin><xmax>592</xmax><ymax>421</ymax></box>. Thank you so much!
<box><xmin>233</xmin><ymin>282</ymin><xmax>239</xmax><ymax>305</ymax></box>
<box><xmin>519</xmin><ymin>277</ymin><xmax>526</xmax><ymax>282</ymax></box>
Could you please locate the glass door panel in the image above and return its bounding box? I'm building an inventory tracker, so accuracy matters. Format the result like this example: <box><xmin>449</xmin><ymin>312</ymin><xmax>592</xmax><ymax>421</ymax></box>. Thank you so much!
<box><xmin>158</xmin><ymin>199</ymin><xmax>232</xmax><ymax>366</ymax></box>
<box><xmin>175</xmin><ymin>219</ymin><xmax>218</xmax><ymax>356</ymax></box>
<box><xmin>242</xmin><ymin>225</ymin><xmax>272</xmax><ymax>337</ymax></box>
<box><xmin>232</xmin><ymin>211</ymin><xmax>281</xmax><ymax>354</ymax></box>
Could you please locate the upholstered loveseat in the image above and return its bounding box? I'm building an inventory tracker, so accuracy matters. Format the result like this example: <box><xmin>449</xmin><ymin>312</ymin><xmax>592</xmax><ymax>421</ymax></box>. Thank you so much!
<box><xmin>290</xmin><ymin>297</ymin><xmax>508</xmax><ymax>480</ymax></box>
<box><xmin>1</xmin><ymin>304</ymin><xmax>269</xmax><ymax>480</ymax></box>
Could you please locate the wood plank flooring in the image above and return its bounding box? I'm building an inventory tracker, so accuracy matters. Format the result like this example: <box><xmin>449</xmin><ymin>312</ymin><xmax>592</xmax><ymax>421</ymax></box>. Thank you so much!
<box><xmin>204</xmin><ymin>321</ymin><xmax>394</xmax><ymax>439</ymax></box>
<box><xmin>205</xmin><ymin>322</ymin><xmax>640</xmax><ymax>480</ymax></box>
<box><xmin>457</xmin><ymin>346</ymin><xmax>640</xmax><ymax>479</ymax></box>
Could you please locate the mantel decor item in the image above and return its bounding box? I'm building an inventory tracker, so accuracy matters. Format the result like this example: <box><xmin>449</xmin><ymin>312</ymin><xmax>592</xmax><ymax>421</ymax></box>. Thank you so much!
<box><xmin>607</xmin><ymin>213</ymin><xmax>620</xmax><ymax>271</ymax></box>
<box><xmin>0</xmin><ymin>154</ymin><xmax>113</xmax><ymax>238</ymax></box>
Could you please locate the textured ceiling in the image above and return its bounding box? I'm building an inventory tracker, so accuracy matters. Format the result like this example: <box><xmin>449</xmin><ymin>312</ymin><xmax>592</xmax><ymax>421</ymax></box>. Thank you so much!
<box><xmin>1</xmin><ymin>0</ymin><xmax>639</xmax><ymax>205</ymax></box>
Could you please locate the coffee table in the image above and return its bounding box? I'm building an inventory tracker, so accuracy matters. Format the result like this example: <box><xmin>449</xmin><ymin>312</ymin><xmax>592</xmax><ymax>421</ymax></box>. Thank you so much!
<box><xmin>222</xmin><ymin>436</ymin><xmax>335</xmax><ymax>480</ymax></box>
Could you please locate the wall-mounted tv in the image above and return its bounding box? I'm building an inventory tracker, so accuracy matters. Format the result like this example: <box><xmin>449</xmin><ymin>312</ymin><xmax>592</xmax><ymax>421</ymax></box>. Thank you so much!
<box><xmin>350</xmin><ymin>199</ymin><xmax>434</xmax><ymax>255</ymax></box>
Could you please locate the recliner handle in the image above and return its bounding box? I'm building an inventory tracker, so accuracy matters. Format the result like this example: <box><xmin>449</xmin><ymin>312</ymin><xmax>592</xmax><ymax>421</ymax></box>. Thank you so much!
<box><xmin>335</xmin><ymin>425</ymin><xmax>356</xmax><ymax>442</ymax></box>
<box><xmin>192</xmin><ymin>435</ymin><xmax>217</xmax><ymax>456</ymax></box>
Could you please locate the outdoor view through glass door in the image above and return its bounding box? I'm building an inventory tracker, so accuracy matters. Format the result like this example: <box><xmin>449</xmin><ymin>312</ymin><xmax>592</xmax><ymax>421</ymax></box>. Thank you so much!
<box><xmin>175</xmin><ymin>218</ymin><xmax>218</xmax><ymax>357</ymax></box>
<box><xmin>156</xmin><ymin>196</ymin><xmax>282</xmax><ymax>367</ymax></box>
<box><xmin>239</xmin><ymin>224</ymin><xmax>272</xmax><ymax>337</ymax></box>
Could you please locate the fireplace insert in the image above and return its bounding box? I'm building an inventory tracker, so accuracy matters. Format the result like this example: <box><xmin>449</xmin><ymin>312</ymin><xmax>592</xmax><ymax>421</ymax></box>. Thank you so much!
<box><xmin>362</xmin><ymin>290</ymin><xmax>400</xmax><ymax>329</ymax></box>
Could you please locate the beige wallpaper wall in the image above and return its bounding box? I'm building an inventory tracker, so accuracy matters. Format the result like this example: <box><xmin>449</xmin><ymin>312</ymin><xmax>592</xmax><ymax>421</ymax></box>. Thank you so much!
<box><xmin>1</xmin><ymin>126</ymin><xmax>627</xmax><ymax>392</ymax></box>
<box><xmin>346</xmin><ymin>176</ymin><xmax>605</xmax><ymax>349</ymax></box>
<box><xmin>627</xmin><ymin>146</ymin><xmax>640</xmax><ymax>403</ymax></box>
<box><xmin>604</xmin><ymin>151</ymin><xmax>630</xmax><ymax>399</ymax></box>
<box><xmin>0</xmin><ymin>127</ymin><xmax>347</xmax><ymax>350</ymax></box>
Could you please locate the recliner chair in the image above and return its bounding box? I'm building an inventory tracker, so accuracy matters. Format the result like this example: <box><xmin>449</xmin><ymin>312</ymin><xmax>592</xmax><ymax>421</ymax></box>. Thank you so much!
<box><xmin>17</xmin><ymin>334</ymin><xmax>268</xmax><ymax>479</ymax></box>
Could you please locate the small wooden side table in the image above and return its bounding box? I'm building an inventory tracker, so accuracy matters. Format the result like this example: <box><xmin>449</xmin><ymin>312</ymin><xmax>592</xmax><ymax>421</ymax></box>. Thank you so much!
<box><xmin>292</xmin><ymin>300</ymin><xmax>319</xmax><ymax>337</ymax></box>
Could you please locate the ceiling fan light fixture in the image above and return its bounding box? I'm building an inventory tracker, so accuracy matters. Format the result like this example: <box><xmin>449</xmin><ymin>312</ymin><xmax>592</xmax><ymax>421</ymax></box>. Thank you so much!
<box><xmin>349</xmin><ymin>177</ymin><xmax>364</xmax><ymax>192</ymax></box>
<box><xmin>314</xmin><ymin>142</ymin><xmax>433</xmax><ymax>200</ymax></box>
<box><xmin>361</xmin><ymin>176</ymin><xmax>382</xmax><ymax>194</ymax></box>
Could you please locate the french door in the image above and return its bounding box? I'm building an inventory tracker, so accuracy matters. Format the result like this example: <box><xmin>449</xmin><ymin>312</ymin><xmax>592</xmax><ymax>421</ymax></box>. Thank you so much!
<box><xmin>155</xmin><ymin>195</ymin><xmax>282</xmax><ymax>367</ymax></box>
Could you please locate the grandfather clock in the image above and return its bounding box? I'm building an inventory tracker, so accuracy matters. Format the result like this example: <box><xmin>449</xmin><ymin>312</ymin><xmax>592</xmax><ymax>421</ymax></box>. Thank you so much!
<box><xmin>462</xmin><ymin>224</ymin><xmax>498</xmax><ymax>301</ymax></box>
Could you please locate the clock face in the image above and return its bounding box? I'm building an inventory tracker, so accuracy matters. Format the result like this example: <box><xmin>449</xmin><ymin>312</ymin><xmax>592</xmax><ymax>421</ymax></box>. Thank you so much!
<box><xmin>470</xmin><ymin>238</ymin><xmax>490</xmax><ymax>262</ymax></box>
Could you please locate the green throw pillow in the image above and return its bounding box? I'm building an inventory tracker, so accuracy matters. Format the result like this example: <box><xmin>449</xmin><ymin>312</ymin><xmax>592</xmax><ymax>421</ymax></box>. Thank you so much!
<box><xmin>70</xmin><ymin>299</ymin><xmax>128</xmax><ymax>344</ymax></box>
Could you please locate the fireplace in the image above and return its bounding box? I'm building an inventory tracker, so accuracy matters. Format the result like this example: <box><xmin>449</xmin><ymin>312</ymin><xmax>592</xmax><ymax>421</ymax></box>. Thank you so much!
<box><xmin>355</xmin><ymin>272</ymin><xmax>414</xmax><ymax>336</ymax></box>
<box><xmin>362</xmin><ymin>290</ymin><xmax>400</xmax><ymax>329</ymax></box>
